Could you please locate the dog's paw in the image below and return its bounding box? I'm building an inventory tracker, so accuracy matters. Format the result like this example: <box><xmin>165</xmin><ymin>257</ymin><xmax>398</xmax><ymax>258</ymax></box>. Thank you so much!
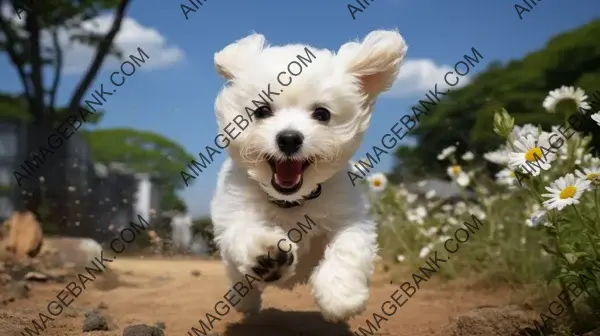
<box><xmin>250</xmin><ymin>244</ymin><xmax>296</xmax><ymax>283</ymax></box>
<box><xmin>239</xmin><ymin>233</ymin><xmax>298</xmax><ymax>283</ymax></box>
<box><xmin>311</xmin><ymin>271</ymin><xmax>369</xmax><ymax>322</ymax></box>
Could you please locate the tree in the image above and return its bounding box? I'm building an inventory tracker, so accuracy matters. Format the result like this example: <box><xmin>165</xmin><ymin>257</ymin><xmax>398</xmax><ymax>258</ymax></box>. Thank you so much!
<box><xmin>0</xmin><ymin>0</ymin><xmax>132</xmax><ymax>123</ymax></box>
<box><xmin>0</xmin><ymin>0</ymin><xmax>132</xmax><ymax>212</ymax></box>
<box><xmin>83</xmin><ymin>128</ymin><xmax>195</xmax><ymax>210</ymax></box>
<box><xmin>392</xmin><ymin>19</ymin><xmax>600</xmax><ymax>180</ymax></box>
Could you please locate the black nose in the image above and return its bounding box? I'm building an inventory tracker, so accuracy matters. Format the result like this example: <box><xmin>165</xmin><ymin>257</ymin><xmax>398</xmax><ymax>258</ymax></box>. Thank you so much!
<box><xmin>276</xmin><ymin>130</ymin><xmax>304</xmax><ymax>156</ymax></box>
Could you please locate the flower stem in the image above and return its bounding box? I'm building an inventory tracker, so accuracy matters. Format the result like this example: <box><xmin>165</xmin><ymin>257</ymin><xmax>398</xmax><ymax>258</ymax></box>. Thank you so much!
<box><xmin>572</xmin><ymin>204</ymin><xmax>594</xmax><ymax>233</ymax></box>
<box><xmin>595</xmin><ymin>188</ymin><xmax>600</xmax><ymax>231</ymax></box>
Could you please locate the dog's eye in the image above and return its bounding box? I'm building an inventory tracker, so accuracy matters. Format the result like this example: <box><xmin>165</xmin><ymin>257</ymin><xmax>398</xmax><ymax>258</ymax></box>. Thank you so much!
<box><xmin>254</xmin><ymin>105</ymin><xmax>273</xmax><ymax>119</ymax></box>
<box><xmin>312</xmin><ymin>107</ymin><xmax>330</xmax><ymax>122</ymax></box>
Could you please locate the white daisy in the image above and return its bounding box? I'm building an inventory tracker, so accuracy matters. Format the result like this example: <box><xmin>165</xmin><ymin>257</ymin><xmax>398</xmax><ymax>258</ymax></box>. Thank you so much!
<box><xmin>542</xmin><ymin>173</ymin><xmax>591</xmax><ymax>211</ymax></box>
<box><xmin>396</xmin><ymin>255</ymin><xmax>406</xmax><ymax>262</ymax></box>
<box><xmin>510</xmin><ymin>124</ymin><xmax>540</xmax><ymax>141</ymax></box>
<box><xmin>447</xmin><ymin>217</ymin><xmax>459</xmax><ymax>226</ymax></box>
<box><xmin>367</xmin><ymin>173</ymin><xmax>388</xmax><ymax>192</ymax></box>
<box><xmin>441</xmin><ymin>204</ymin><xmax>453</xmax><ymax>212</ymax></box>
<box><xmin>419</xmin><ymin>243</ymin><xmax>434</xmax><ymax>258</ymax></box>
<box><xmin>495</xmin><ymin>168</ymin><xmax>517</xmax><ymax>189</ymax></box>
<box><xmin>581</xmin><ymin>153</ymin><xmax>595</xmax><ymax>166</ymax></box>
<box><xmin>461</xmin><ymin>151</ymin><xmax>474</xmax><ymax>161</ymax></box>
<box><xmin>525</xmin><ymin>209</ymin><xmax>547</xmax><ymax>227</ymax></box>
<box><xmin>591</xmin><ymin>112</ymin><xmax>600</xmax><ymax>126</ymax></box>
<box><xmin>483</xmin><ymin>147</ymin><xmax>511</xmax><ymax>165</ymax></box>
<box><xmin>406</xmin><ymin>206</ymin><xmax>427</xmax><ymax>224</ymax></box>
<box><xmin>454</xmin><ymin>202</ymin><xmax>467</xmax><ymax>215</ymax></box>
<box><xmin>420</xmin><ymin>227</ymin><xmax>438</xmax><ymax>237</ymax></box>
<box><xmin>508</xmin><ymin>133</ymin><xmax>556</xmax><ymax>176</ymax></box>
<box><xmin>437</xmin><ymin>146</ymin><xmax>456</xmax><ymax>160</ymax></box>
<box><xmin>425</xmin><ymin>190</ymin><xmax>436</xmax><ymax>199</ymax></box>
<box><xmin>415</xmin><ymin>206</ymin><xmax>427</xmax><ymax>218</ymax></box>
<box><xmin>446</xmin><ymin>165</ymin><xmax>470</xmax><ymax>187</ymax></box>
<box><xmin>469</xmin><ymin>205</ymin><xmax>487</xmax><ymax>220</ymax></box>
<box><xmin>542</xmin><ymin>86</ymin><xmax>590</xmax><ymax>113</ymax></box>
<box><xmin>405</xmin><ymin>192</ymin><xmax>418</xmax><ymax>204</ymax></box>
<box><xmin>438</xmin><ymin>235</ymin><xmax>451</xmax><ymax>243</ymax></box>
<box><xmin>575</xmin><ymin>166</ymin><xmax>600</xmax><ymax>183</ymax></box>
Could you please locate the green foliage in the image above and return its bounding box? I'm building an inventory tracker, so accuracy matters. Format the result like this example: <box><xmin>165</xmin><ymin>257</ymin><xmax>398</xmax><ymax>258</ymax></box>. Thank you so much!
<box><xmin>4</xmin><ymin>0</ymin><xmax>127</xmax><ymax>54</ymax></box>
<box><xmin>83</xmin><ymin>128</ymin><xmax>194</xmax><ymax>187</ymax></box>
<box><xmin>83</xmin><ymin>128</ymin><xmax>196</xmax><ymax>209</ymax></box>
<box><xmin>0</xmin><ymin>92</ymin><xmax>104</xmax><ymax>125</ymax></box>
<box><xmin>0</xmin><ymin>93</ymin><xmax>31</xmax><ymax>121</ymax></box>
<box><xmin>393</xmin><ymin>19</ymin><xmax>600</xmax><ymax>180</ymax></box>
<box><xmin>191</xmin><ymin>217</ymin><xmax>217</xmax><ymax>255</ymax></box>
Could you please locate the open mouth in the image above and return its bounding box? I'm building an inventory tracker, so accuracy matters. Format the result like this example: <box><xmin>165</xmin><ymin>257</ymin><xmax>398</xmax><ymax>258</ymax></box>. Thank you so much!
<box><xmin>268</xmin><ymin>158</ymin><xmax>312</xmax><ymax>195</ymax></box>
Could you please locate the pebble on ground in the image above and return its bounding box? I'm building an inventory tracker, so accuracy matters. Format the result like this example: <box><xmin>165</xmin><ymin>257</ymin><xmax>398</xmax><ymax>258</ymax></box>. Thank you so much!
<box><xmin>123</xmin><ymin>324</ymin><xmax>166</xmax><ymax>336</ymax></box>
<box><xmin>82</xmin><ymin>309</ymin><xmax>109</xmax><ymax>332</ymax></box>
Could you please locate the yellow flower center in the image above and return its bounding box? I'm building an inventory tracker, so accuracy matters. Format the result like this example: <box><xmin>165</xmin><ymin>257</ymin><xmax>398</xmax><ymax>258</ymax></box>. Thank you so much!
<box><xmin>450</xmin><ymin>165</ymin><xmax>461</xmax><ymax>176</ymax></box>
<box><xmin>373</xmin><ymin>179</ymin><xmax>381</xmax><ymax>187</ymax></box>
<box><xmin>559</xmin><ymin>185</ymin><xmax>577</xmax><ymax>199</ymax></box>
<box><xmin>525</xmin><ymin>148</ymin><xmax>543</xmax><ymax>162</ymax></box>
<box><xmin>587</xmin><ymin>173</ymin><xmax>599</xmax><ymax>181</ymax></box>
<box><xmin>555</xmin><ymin>99</ymin><xmax>578</xmax><ymax>114</ymax></box>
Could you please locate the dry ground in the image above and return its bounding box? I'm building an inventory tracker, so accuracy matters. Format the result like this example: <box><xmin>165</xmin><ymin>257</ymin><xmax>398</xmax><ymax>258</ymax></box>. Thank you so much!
<box><xmin>0</xmin><ymin>257</ymin><xmax>522</xmax><ymax>336</ymax></box>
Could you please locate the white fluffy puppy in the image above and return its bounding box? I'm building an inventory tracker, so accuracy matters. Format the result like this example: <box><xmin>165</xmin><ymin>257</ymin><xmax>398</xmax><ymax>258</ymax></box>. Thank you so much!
<box><xmin>210</xmin><ymin>30</ymin><xmax>407</xmax><ymax>322</ymax></box>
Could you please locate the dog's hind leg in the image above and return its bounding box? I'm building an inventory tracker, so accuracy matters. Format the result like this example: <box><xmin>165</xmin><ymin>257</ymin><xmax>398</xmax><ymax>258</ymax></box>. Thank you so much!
<box><xmin>223</xmin><ymin>260</ymin><xmax>263</xmax><ymax>316</ymax></box>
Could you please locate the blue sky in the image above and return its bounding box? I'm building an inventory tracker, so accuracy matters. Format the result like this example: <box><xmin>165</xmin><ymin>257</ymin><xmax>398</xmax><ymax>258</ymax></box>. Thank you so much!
<box><xmin>1</xmin><ymin>0</ymin><xmax>599</xmax><ymax>216</ymax></box>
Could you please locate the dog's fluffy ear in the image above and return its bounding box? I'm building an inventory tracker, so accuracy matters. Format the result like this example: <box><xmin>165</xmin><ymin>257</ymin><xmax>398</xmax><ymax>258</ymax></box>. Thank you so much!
<box><xmin>338</xmin><ymin>30</ymin><xmax>407</xmax><ymax>98</ymax></box>
<box><xmin>214</xmin><ymin>33</ymin><xmax>266</xmax><ymax>80</ymax></box>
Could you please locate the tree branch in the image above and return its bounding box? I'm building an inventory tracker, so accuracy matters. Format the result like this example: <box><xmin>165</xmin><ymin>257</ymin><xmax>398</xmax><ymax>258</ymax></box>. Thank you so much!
<box><xmin>68</xmin><ymin>0</ymin><xmax>132</xmax><ymax>112</ymax></box>
<box><xmin>25</xmin><ymin>7</ymin><xmax>45</xmax><ymax>122</ymax></box>
<box><xmin>0</xmin><ymin>1</ymin><xmax>33</xmax><ymax>102</ymax></box>
<box><xmin>48</xmin><ymin>27</ymin><xmax>62</xmax><ymax>115</ymax></box>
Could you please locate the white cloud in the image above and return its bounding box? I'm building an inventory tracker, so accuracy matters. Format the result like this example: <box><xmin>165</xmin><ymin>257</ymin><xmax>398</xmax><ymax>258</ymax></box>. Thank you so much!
<box><xmin>1</xmin><ymin>4</ymin><xmax>184</xmax><ymax>74</ymax></box>
<box><xmin>384</xmin><ymin>58</ymin><xmax>470</xmax><ymax>98</ymax></box>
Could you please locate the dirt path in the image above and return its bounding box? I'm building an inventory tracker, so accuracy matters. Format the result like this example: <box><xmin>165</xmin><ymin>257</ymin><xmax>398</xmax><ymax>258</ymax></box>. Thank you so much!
<box><xmin>1</xmin><ymin>257</ymin><xmax>515</xmax><ymax>336</ymax></box>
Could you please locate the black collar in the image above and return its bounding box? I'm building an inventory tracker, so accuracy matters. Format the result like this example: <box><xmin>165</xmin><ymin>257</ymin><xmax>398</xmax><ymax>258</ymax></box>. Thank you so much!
<box><xmin>267</xmin><ymin>184</ymin><xmax>322</xmax><ymax>208</ymax></box>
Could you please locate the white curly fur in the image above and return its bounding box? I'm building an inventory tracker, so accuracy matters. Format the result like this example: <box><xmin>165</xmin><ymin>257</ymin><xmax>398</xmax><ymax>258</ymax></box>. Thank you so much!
<box><xmin>210</xmin><ymin>29</ymin><xmax>407</xmax><ymax>322</ymax></box>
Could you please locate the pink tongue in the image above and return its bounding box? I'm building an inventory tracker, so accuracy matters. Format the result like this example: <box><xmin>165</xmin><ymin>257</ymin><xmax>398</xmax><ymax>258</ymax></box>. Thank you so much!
<box><xmin>275</xmin><ymin>161</ymin><xmax>302</xmax><ymax>186</ymax></box>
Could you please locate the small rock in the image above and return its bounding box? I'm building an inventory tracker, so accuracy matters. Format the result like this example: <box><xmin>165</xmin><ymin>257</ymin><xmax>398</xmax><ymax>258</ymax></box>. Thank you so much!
<box><xmin>24</xmin><ymin>271</ymin><xmax>49</xmax><ymax>282</ymax></box>
<box><xmin>82</xmin><ymin>309</ymin><xmax>109</xmax><ymax>332</ymax></box>
<box><xmin>584</xmin><ymin>327</ymin><xmax>600</xmax><ymax>336</ymax></box>
<box><xmin>1</xmin><ymin>281</ymin><xmax>30</xmax><ymax>304</ymax></box>
<box><xmin>98</xmin><ymin>301</ymin><xmax>108</xmax><ymax>309</ymax></box>
<box><xmin>154</xmin><ymin>321</ymin><xmax>166</xmax><ymax>330</ymax></box>
<box><xmin>441</xmin><ymin>306</ymin><xmax>535</xmax><ymax>336</ymax></box>
<box><xmin>11</xmin><ymin>281</ymin><xmax>30</xmax><ymax>298</ymax></box>
<box><xmin>123</xmin><ymin>324</ymin><xmax>165</xmax><ymax>336</ymax></box>
<box><xmin>0</xmin><ymin>273</ymin><xmax>13</xmax><ymax>285</ymax></box>
<box><xmin>191</xmin><ymin>270</ymin><xmax>201</xmax><ymax>277</ymax></box>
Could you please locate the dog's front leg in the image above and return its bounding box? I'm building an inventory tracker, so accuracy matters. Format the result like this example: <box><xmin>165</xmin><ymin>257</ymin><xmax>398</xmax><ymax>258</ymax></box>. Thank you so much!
<box><xmin>216</xmin><ymin>220</ymin><xmax>299</xmax><ymax>314</ymax></box>
<box><xmin>309</xmin><ymin>220</ymin><xmax>378</xmax><ymax>322</ymax></box>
